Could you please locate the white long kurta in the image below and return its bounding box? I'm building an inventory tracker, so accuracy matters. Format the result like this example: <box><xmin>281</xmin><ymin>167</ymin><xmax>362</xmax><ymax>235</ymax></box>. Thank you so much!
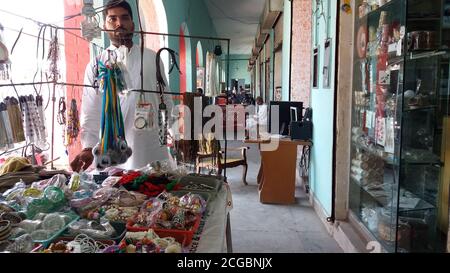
<box><xmin>247</xmin><ymin>104</ymin><xmax>268</xmax><ymax>130</ymax></box>
<box><xmin>80</xmin><ymin>44</ymin><xmax>174</xmax><ymax>170</ymax></box>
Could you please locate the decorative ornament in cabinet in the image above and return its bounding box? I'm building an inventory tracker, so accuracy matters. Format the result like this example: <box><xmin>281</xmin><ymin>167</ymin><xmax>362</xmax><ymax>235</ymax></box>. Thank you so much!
<box><xmin>377</xmin><ymin>208</ymin><xmax>411</xmax><ymax>250</ymax></box>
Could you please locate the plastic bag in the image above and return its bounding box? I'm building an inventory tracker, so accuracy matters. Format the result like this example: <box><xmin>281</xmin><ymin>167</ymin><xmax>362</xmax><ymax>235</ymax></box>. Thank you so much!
<box><xmin>67</xmin><ymin>219</ymin><xmax>116</xmax><ymax>239</ymax></box>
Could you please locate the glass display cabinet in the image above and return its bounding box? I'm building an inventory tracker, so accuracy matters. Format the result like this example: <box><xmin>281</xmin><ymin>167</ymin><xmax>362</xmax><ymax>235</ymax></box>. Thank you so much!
<box><xmin>350</xmin><ymin>0</ymin><xmax>450</xmax><ymax>252</ymax></box>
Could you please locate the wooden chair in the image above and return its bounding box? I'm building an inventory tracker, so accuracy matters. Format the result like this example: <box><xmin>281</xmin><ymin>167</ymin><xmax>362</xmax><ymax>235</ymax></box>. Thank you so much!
<box><xmin>196</xmin><ymin>134</ymin><xmax>250</xmax><ymax>185</ymax></box>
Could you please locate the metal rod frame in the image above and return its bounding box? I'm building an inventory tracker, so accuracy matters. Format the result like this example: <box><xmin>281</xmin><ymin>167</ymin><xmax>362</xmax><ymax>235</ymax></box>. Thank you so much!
<box><xmin>0</xmin><ymin>14</ymin><xmax>232</xmax><ymax>175</ymax></box>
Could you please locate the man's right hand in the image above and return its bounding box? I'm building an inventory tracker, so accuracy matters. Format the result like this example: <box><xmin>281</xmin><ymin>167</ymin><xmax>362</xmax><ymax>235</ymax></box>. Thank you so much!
<box><xmin>70</xmin><ymin>148</ymin><xmax>94</xmax><ymax>173</ymax></box>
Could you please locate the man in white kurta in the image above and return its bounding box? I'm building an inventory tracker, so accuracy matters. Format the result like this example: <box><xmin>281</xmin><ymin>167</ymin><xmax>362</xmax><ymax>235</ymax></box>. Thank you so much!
<box><xmin>70</xmin><ymin>0</ymin><xmax>173</xmax><ymax>172</ymax></box>
<box><xmin>246</xmin><ymin>96</ymin><xmax>268</xmax><ymax>134</ymax></box>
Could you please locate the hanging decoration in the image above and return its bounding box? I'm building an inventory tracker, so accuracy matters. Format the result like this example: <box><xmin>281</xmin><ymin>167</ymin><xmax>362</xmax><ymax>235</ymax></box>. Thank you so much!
<box><xmin>155</xmin><ymin>48</ymin><xmax>181</xmax><ymax>146</ymax></box>
<box><xmin>35</xmin><ymin>95</ymin><xmax>47</xmax><ymax>145</ymax></box>
<box><xmin>93</xmin><ymin>58</ymin><xmax>132</xmax><ymax>169</ymax></box>
<box><xmin>65</xmin><ymin>99</ymin><xmax>80</xmax><ymax>147</ymax></box>
<box><xmin>0</xmin><ymin>41</ymin><xmax>10</xmax><ymax>81</ymax></box>
<box><xmin>0</xmin><ymin>102</ymin><xmax>14</xmax><ymax>150</ymax></box>
<box><xmin>20</xmin><ymin>95</ymin><xmax>48</xmax><ymax>149</ymax></box>
<box><xmin>57</xmin><ymin>96</ymin><xmax>67</xmax><ymax>148</ymax></box>
<box><xmin>46</xmin><ymin>31</ymin><xmax>60</xmax><ymax>81</ymax></box>
<box><xmin>4</xmin><ymin>97</ymin><xmax>25</xmax><ymax>143</ymax></box>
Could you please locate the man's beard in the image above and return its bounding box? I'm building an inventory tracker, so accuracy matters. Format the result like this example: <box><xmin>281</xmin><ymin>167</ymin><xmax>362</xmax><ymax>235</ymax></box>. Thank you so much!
<box><xmin>110</xmin><ymin>28</ymin><xmax>133</xmax><ymax>45</ymax></box>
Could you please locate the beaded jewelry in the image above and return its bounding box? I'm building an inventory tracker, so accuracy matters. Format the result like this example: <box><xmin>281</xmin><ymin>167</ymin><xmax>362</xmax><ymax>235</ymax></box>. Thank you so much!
<box><xmin>57</xmin><ymin>97</ymin><xmax>67</xmax><ymax>129</ymax></box>
<box><xmin>49</xmin><ymin>241</ymin><xmax>70</xmax><ymax>253</ymax></box>
<box><xmin>122</xmin><ymin>230</ymin><xmax>180</xmax><ymax>254</ymax></box>
<box><xmin>47</xmin><ymin>32</ymin><xmax>60</xmax><ymax>81</ymax></box>
<box><xmin>65</xmin><ymin>99</ymin><xmax>80</xmax><ymax>147</ymax></box>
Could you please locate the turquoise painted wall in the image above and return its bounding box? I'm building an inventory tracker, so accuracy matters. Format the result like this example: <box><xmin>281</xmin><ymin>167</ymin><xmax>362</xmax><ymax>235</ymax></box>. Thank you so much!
<box><xmin>228</xmin><ymin>54</ymin><xmax>251</xmax><ymax>87</ymax></box>
<box><xmin>281</xmin><ymin>0</ymin><xmax>291</xmax><ymax>101</ymax></box>
<box><xmin>309</xmin><ymin>0</ymin><xmax>337</xmax><ymax>216</ymax></box>
<box><xmin>163</xmin><ymin>0</ymin><xmax>218</xmax><ymax>93</ymax></box>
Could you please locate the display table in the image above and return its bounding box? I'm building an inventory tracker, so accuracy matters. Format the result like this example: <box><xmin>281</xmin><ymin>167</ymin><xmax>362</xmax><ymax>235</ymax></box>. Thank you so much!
<box><xmin>189</xmin><ymin>182</ymin><xmax>233</xmax><ymax>253</ymax></box>
<box><xmin>246</xmin><ymin>138</ymin><xmax>312</xmax><ymax>204</ymax></box>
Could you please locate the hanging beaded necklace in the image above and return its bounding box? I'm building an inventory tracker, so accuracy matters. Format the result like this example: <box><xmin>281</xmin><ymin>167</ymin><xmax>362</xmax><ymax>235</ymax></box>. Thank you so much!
<box><xmin>46</xmin><ymin>31</ymin><xmax>60</xmax><ymax>81</ymax></box>
<box><xmin>65</xmin><ymin>99</ymin><xmax>80</xmax><ymax>146</ymax></box>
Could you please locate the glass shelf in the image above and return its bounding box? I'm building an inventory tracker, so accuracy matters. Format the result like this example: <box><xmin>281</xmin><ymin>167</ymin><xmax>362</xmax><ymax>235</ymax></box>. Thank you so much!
<box><xmin>388</xmin><ymin>56</ymin><xmax>404</xmax><ymax>65</ymax></box>
<box><xmin>403</xmin><ymin>105</ymin><xmax>437</xmax><ymax>112</ymax></box>
<box><xmin>402</xmin><ymin>148</ymin><xmax>441</xmax><ymax>165</ymax></box>
<box><xmin>352</xmin><ymin>141</ymin><xmax>398</xmax><ymax>164</ymax></box>
<box><xmin>408</xmin><ymin>50</ymin><xmax>449</xmax><ymax>60</ymax></box>
<box><xmin>352</xmin><ymin>142</ymin><xmax>443</xmax><ymax>167</ymax></box>
<box><xmin>358</xmin><ymin>0</ymin><xmax>401</xmax><ymax>23</ymax></box>
<box><xmin>351</xmin><ymin>178</ymin><xmax>435</xmax><ymax>213</ymax></box>
<box><xmin>407</xmin><ymin>17</ymin><xmax>441</xmax><ymax>22</ymax></box>
<box><xmin>351</xmin><ymin>0</ymin><xmax>448</xmax><ymax>253</ymax></box>
<box><xmin>402</xmin><ymin>160</ymin><xmax>442</xmax><ymax>166</ymax></box>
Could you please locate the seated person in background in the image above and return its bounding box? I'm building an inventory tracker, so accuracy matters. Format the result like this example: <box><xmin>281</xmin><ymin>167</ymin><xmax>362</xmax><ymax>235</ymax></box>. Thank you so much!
<box><xmin>237</xmin><ymin>86</ymin><xmax>246</xmax><ymax>104</ymax></box>
<box><xmin>246</xmin><ymin>96</ymin><xmax>268</xmax><ymax>137</ymax></box>
<box><xmin>229</xmin><ymin>89</ymin><xmax>239</xmax><ymax>104</ymax></box>
<box><xmin>215</xmin><ymin>92</ymin><xmax>228</xmax><ymax>105</ymax></box>
<box><xmin>196</xmin><ymin>88</ymin><xmax>204</xmax><ymax>97</ymax></box>
<box><xmin>242</xmin><ymin>93</ymin><xmax>255</xmax><ymax>105</ymax></box>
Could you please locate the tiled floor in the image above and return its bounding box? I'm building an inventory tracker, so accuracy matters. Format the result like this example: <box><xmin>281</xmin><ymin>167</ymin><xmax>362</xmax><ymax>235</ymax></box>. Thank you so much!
<box><xmin>223</xmin><ymin>141</ymin><xmax>342</xmax><ymax>253</ymax></box>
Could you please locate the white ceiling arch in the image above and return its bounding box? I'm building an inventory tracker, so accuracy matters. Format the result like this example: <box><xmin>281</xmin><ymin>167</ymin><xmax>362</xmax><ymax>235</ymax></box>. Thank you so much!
<box><xmin>204</xmin><ymin>0</ymin><xmax>266</xmax><ymax>55</ymax></box>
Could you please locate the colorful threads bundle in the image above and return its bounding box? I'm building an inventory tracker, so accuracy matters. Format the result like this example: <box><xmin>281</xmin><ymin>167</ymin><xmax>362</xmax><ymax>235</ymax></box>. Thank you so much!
<box><xmin>93</xmin><ymin>61</ymin><xmax>132</xmax><ymax>169</ymax></box>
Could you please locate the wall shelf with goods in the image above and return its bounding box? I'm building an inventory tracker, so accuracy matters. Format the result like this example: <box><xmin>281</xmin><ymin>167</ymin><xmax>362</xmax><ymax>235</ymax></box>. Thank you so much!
<box><xmin>350</xmin><ymin>0</ymin><xmax>450</xmax><ymax>252</ymax></box>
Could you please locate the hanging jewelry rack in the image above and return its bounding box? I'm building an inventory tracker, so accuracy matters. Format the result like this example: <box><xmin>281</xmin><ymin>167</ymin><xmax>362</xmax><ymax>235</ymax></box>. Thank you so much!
<box><xmin>0</xmin><ymin>4</ymin><xmax>232</xmax><ymax>181</ymax></box>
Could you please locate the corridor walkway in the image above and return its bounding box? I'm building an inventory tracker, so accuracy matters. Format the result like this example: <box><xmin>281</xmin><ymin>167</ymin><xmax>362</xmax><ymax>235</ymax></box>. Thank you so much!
<box><xmin>224</xmin><ymin>141</ymin><xmax>342</xmax><ymax>253</ymax></box>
